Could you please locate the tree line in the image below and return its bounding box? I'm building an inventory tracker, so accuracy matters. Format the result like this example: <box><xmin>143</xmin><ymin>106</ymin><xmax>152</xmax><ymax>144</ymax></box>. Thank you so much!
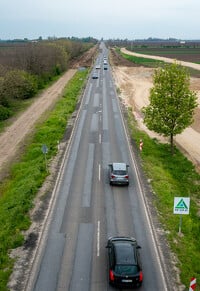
<box><xmin>0</xmin><ymin>38</ymin><xmax>97</xmax><ymax>121</ymax></box>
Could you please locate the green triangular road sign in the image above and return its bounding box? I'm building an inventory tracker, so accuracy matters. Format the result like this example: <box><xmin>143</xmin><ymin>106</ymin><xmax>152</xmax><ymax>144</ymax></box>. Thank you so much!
<box><xmin>175</xmin><ymin>198</ymin><xmax>188</xmax><ymax>210</ymax></box>
<box><xmin>174</xmin><ymin>197</ymin><xmax>190</xmax><ymax>215</ymax></box>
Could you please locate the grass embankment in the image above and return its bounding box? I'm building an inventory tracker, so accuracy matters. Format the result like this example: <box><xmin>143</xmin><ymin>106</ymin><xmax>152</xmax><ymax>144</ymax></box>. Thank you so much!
<box><xmin>0</xmin><ymin>69</ymin><xmax>89</xmax><ymax>291</ymax></box>
<box><xmin>127</xmin><ymin>109</ymin><xmax>200</xmax><ymax>290</ymax></box>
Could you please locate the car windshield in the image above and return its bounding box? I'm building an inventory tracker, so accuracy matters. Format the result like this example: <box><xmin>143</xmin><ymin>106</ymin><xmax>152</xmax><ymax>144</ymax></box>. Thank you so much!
<box><xmin>115</xmin><ymin>264</ymin><xmax>139</xmax><ymax>275</ymax></box>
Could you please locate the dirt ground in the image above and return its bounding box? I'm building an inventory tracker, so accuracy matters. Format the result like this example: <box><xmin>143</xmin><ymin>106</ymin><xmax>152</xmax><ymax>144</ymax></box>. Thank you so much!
<box><xmin>110</xmin><ymin>48</ymin><xmax>200</xmax><ymax>171</ymax></box>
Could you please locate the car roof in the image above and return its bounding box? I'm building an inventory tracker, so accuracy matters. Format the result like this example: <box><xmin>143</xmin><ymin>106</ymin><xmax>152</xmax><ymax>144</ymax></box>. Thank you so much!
<box><xmin>112</xmin><ymin>163</ymin><xmax>127</xmax><ymax>171</ymax></box>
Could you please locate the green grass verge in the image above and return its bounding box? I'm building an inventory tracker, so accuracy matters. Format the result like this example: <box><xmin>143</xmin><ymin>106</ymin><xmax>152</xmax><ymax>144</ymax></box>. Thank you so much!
<box><xmin>0</xmin><ymin>69</ymin><xmax>89</xmax><ymax>291</ymax></box>
<box><xmin>127</xmin><ymin>108</ymin><xmax>200</xmax><ymax>290</ymax></box>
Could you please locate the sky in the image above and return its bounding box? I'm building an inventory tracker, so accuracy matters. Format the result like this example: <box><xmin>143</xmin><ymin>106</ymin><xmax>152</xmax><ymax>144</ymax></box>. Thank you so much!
<box><xmin>0</xmin><ymin>0</ymin><xmax>200</xmax><ymax>40</ymax></box>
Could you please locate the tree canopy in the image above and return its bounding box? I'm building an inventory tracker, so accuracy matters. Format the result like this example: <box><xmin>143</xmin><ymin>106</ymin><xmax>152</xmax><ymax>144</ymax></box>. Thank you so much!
<box><xmin>142</xmin><ymin>62</ymin><xmax>198</xmax><ymax>154</ymax></box>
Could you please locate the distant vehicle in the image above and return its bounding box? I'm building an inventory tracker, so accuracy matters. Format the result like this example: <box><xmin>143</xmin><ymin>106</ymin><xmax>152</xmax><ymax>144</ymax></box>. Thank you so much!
<box><xmin>108</xmin><ymin>162</ymin><xmax>129</xmax><ymax>185</ymax></box>
<box><xmin>104</xmin><ymin>65</ymin><xmax>108</xmax><ymax>70</ymax></box>
<box><xmin>95</xmin><ymin>65</ymin><xmax>101</xmax><ymax>69</ymax></box>
<box><xmin>106</xmin><ymin>236</ymin><xmax>143</xmax><ymax>288</ymax></box>
<box><xmin>103</xmin><ymin>60</ymin><xmax>107</xmax><ymax>65</ymax></box>
<box><xmin>92</xmin><ymin>72</ymin><xmax>98</xmax><ymax>79</ymax></box>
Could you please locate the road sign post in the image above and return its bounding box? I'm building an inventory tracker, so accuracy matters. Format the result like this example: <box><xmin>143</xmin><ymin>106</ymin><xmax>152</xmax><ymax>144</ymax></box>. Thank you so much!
<box><xmin>173</xmin><ymin>197</ymin><xmax>190</xmax><ymax>234</ymax></box>
<box><xmin>179</xmin><ymin>215</ymin><xmax>182</xmax><ymax>234</ymax></box>
<box><xmin>41</xmin><ymin>144</ymin><xmax>48</xmax><ymax>171</ymax></box>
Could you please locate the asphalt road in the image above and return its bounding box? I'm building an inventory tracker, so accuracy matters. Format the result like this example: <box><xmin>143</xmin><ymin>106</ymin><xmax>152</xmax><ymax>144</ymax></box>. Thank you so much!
<box><xmin>27</xmin><ymin>43</ymin><xmax>173</xmax><ymax>291</ymax></box>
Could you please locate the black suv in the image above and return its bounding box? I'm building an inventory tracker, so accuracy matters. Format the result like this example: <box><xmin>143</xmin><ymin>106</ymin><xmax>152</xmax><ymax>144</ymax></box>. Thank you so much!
<box><xmin>106</xmin><ymin>237</ymin><xmax>143</xmax><ymax>288</ymax></box>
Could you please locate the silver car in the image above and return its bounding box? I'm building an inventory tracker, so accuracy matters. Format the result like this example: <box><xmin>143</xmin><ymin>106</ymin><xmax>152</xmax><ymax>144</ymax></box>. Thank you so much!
<box><xmin>108</xmin><ymin>163</ymin><xmax>129</xmax><ymax>186</ymax></box>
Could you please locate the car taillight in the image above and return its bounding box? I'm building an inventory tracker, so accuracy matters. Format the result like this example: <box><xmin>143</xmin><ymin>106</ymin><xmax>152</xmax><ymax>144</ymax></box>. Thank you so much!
<box><xmin>109</xmin><ymin>270</ymin><xmax>115</xmax><ymax>281</ymax></box>
<box><xmin>125</xmin><ymin>175</ymin><xmax>129</xmax><ymax>179</ymax></box>
<box><xmin>139</xmin><ymin>271</ymin><xmax>143</xmax><ymax>282</ymax></box>
<box><xmin>111</xmin><ymin>174</ymin><xmax>115</xmax><ymax>179</ymax></box>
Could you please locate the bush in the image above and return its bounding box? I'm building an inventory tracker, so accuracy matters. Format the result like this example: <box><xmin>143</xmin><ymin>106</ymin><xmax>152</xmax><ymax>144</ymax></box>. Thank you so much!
<box><xmin>0</xmin><ymin>105</ymin><xmax>11</xmax><ymax>120</ymax></box>
<box><xmin>3</xmin><ymin>70</ymin><xmax>38</xmax><ymax>100</ymax></box>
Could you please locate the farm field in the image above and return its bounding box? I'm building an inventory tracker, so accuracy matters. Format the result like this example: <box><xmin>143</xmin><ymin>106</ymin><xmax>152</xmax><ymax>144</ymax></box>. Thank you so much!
<box><xmin>128</xmin><ymin>46</ymin><xmax>200</xmax><ymax>64</ymax></box>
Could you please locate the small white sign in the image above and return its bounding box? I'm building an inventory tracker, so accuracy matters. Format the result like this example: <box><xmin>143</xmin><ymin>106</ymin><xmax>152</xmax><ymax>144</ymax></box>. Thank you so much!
<box><xmin>173</xmin><ymin>197</ymin><xmax>190</xmax><ymax>215</ymax></box>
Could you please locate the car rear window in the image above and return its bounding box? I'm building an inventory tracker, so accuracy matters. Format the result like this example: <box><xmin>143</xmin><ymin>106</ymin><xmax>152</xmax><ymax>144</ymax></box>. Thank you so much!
<box><xmin>115</xmin><ymin>265</ymin><xmax>139</xmax><ymax>275</ymax></box>
<box><xmin>113</xmin><ymin>170</ymin><xmax>126</xmax><ymax>175</ymax></box>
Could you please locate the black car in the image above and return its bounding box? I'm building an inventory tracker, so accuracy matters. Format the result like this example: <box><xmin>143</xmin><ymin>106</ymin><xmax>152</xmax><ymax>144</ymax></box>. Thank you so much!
<box><xmin>106</xmin><ymin>237</ymin><xmax>143</xmax><ymax>288</ymax></box>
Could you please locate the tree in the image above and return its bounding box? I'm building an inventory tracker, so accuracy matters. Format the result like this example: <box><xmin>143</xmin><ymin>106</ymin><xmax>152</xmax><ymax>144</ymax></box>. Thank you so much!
<box><xmin>142</xmin><ymin>62</ymin><xmax>198</xmax><ymax>154</ymax></box>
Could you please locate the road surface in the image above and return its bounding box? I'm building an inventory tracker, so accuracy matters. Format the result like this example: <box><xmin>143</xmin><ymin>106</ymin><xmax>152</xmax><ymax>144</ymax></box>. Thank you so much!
<box><xmin>24</xmin><ymin>43</ymin><xmax>175</xmax><ymax>291</ymax></box>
